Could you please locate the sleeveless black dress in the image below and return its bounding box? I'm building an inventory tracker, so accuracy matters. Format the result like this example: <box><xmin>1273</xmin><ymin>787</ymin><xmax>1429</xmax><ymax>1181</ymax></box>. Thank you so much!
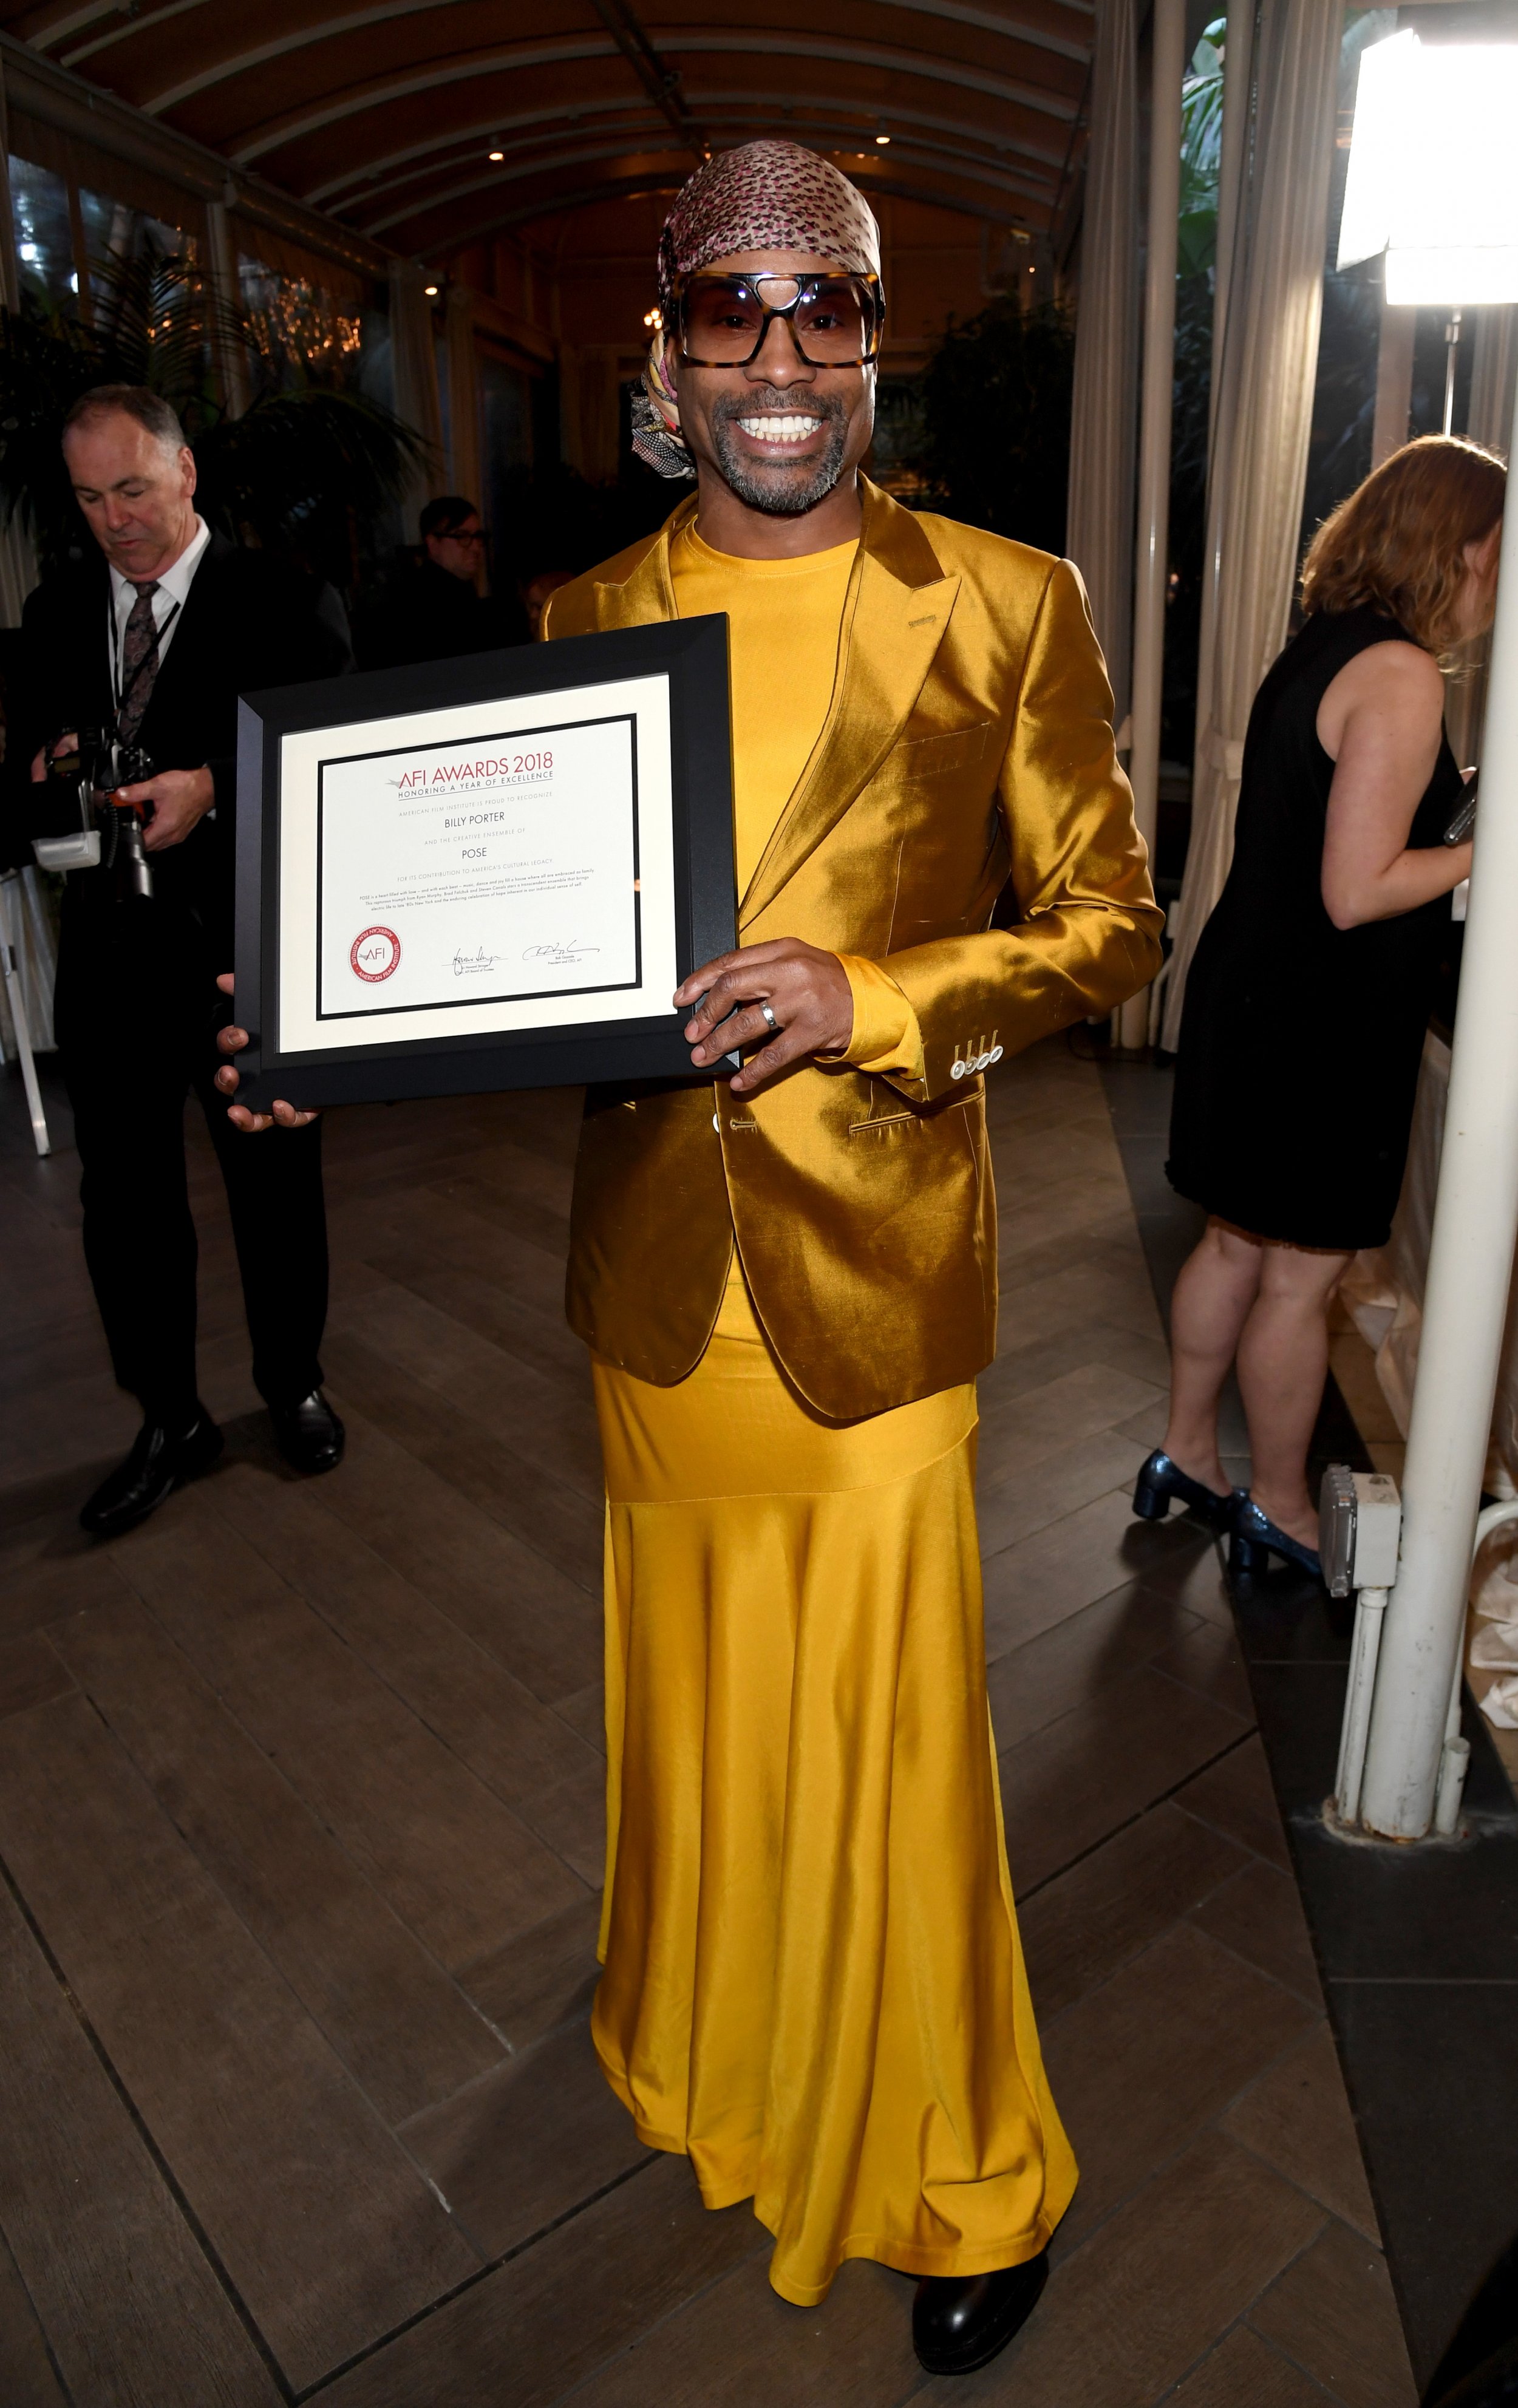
<box><xmin>1167</xmin><ymin>608</ymin><xmax>1462</xmax><ymax>1251</ymax></box>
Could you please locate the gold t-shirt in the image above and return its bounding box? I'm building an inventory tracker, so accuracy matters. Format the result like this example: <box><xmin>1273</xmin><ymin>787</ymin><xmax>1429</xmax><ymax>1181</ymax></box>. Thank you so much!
<box><xmin>669</xmin><ymin>520</ymin><xmax>922</xmax><ymax>1077</ymax></box>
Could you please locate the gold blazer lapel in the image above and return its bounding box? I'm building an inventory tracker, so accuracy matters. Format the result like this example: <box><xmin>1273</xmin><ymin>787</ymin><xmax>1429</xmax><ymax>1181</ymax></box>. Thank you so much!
<box><xmin>739</xmin><ymin>490</ymin><xmax>959</xmax><ymax>928</ymax></box>
<box><xmin>589</xmin><ymin>497</ymin><xmax>694</xmax><ymax>629</ymax></box>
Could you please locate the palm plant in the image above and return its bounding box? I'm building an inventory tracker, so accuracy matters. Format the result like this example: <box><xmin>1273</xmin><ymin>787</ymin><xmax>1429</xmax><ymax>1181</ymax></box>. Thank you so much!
<box><xmin>0</xmin><ymin>237</ymin><xmax>427</xmax><ymax>579</ymax></box>
<box><xmin>1178</xmin><ymin>19</ymin><xmax>1226</xmax><ymax>279</ymax></box>
<box><xmin>1166</xmin><ymin>18</ymin><xmax>1228</xmax><ymax>763</ymax></box>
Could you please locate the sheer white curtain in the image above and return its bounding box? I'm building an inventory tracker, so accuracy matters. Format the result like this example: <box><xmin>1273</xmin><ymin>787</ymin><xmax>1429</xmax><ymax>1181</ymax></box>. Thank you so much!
<box><xmin>1160</xmin><ymin>0</ymin><xmax>1343</xmax><ymax>1050</ymax></box>
<box><xmin>388</xmin><ymin>262</ymin><xmax>446</xmax><ymax>540</ymax></box>
<box><xmin>1065</xmin><ymin>0</ymin><xmax>1140</xmax><ymax>730</ymax></box>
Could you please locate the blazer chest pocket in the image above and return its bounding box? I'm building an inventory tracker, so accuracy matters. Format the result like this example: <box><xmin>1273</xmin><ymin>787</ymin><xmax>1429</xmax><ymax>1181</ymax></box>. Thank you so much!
<box><xmin>882</xmin><ymin>721</ymin><xmax>993</xmax><ymax>787</ymax></box>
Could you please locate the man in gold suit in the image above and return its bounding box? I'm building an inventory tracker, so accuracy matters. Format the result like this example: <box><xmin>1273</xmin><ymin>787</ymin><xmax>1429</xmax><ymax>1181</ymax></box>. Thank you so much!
<box><xmin>219</xmin><ymin>140</ymin><xmax>1162</xmax><ymax>2378</ymax></box>
<box><xmin>544</xmin><ymin>142</ymin><xmax>1162</xmax><ymax>2376</ymax></box>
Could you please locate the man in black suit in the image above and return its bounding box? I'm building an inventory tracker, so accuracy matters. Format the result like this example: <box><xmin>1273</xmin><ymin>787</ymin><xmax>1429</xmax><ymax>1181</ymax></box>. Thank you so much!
<box><xmin>7</xmin><ymin>384</ymin><xmax>349</xmax><ymax>1537</ymax></box>
<box><xmin>356</xmin><ymin>493</ymin><xmax>528</xmax><ymax>667</ymax></box>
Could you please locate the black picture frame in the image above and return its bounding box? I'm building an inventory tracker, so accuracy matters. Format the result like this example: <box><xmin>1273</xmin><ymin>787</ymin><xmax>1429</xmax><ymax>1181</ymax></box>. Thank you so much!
<box><xmin>233</xmin><ymin>615</ymin><xmax>735</xmax><ymax>1112</ymax></box>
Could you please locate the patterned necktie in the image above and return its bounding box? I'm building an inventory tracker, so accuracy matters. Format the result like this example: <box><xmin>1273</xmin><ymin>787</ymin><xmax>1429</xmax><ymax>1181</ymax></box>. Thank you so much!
<box><xmin>117</xmin><ymin>579</ymin><xmax>161</xmax><ymax>744</ymax></box>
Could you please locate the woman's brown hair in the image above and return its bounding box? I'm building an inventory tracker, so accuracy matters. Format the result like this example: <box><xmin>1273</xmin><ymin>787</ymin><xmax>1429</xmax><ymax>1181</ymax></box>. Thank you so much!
<box><xmin>1301</xmin><ymin>434</ymin><xmax>1505</xmax><ymax>656</ymax></box>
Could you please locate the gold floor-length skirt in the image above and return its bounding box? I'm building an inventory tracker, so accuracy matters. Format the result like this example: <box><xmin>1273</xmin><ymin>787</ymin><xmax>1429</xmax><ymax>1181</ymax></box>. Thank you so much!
<box><xmin>590</xmin><ymin>1265</ymin><xmax>1078</xmax><ymax>2307</ymax></box>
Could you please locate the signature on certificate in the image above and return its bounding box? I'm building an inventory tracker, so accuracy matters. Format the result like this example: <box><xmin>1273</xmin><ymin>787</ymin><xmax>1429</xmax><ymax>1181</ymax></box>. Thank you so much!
<box><xmin>452</xmin><ymin>948</ymin><xmax>502</xmax><ymax>978</ymax></box>
<box><xmin>524</xmin><ymin>939</ymin><xmax>600</xmax><ymax>965</ymax></box>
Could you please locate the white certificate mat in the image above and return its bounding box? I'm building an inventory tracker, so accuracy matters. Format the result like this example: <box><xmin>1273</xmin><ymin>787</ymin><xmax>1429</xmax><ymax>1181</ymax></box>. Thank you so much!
<box><xmin>276</xmin><ymin>671</ymin><xmax>678</xmax><ymax>1055</ymax></box>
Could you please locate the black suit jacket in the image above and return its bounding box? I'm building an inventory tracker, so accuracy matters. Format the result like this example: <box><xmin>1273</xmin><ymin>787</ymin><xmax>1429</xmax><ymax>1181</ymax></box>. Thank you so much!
<box><xmin>355</xmin><ymin>558</ymin><xmax>529</xmax><ymax>670</ymax></box>
<box><xmin>2</xmin><ymin>531</ymin><xmax>349</xmax><ymax>939</ymax></box>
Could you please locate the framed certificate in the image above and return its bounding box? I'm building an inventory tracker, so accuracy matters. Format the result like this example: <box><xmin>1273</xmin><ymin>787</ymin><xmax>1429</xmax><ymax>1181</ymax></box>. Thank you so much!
<box><xmin>232</xmin><ymin>616</ymin><xmax>735</xmax><ymax>1110</ymax></box>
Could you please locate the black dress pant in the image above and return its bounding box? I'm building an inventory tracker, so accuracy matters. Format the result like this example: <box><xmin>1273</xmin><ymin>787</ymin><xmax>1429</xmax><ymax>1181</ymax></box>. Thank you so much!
<box><xmin>54</xmin><ymin>887</ymin><xmax>327</xmax><ymax>1426</ymax></box>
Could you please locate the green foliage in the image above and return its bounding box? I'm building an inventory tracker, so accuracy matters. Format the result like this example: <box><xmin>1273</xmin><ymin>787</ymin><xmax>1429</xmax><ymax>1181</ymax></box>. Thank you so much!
<box><xmin>916</xmin><ymin>296</ymin><xmax>1075</xmax><ymax>553</ymax></box>
<box><xmin>1162</xmin><ymin>18</ymin><xmax>1227</xmax><ymax>758</ymax></box>
<box><xmin>0</xmin><ymin>239</ymin><xmax>426</xmax><ymax>578</ymax></box>
<box><xmin>1178</xmin><ymin>18</ymin><xmax>1226</xmax><ymax>277</ymax></box>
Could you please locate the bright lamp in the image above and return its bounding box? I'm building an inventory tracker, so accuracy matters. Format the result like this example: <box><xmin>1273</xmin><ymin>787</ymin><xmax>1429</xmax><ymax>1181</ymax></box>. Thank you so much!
<box><xmin>1339</xmin><ymin>31</ymin><xmax>1518</xmax><ymax>304</ymax></box>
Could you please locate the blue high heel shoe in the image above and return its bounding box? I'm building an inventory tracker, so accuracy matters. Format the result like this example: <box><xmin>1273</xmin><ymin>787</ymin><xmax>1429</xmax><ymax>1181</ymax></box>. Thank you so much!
<box><xmin>1228</xmin><ymin>1494</ymin><xmax>1322</xmax><ymax>1580</ymax></box>
<box><xmin>1132</xmin><ymin>1450</ymin><xmax>1234</xmax><ymax>1532</ymax></box>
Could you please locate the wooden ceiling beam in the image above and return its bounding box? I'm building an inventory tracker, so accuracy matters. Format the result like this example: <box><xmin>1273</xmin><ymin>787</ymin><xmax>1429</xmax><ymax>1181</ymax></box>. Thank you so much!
<box><xmin>321</xmin><ymin>90</ymin><xmax>1058</xmax><ymax>216</ymax></box>
<box><xmin>49</xmin><ymin>0</ymin><xmax>1089</xmax><ymax>99</ymax></box>
<box><xmin>432</xmin><ymin>163</ymin><xmax>1052</xmax><ymax>258</ymax></box>
<box><xmin>361</xmin><ymin>124</ymin><xmax>1050</xmax><ymax>240</ymax></box>
<box><xmin>230</xmin><ymin>27</ymin><xmax>1078</xmax><ymax>169</ymax></box>
<box><xmin>585</xmin><ymin>0</ymin><xmax>705</xmax><ymax>158</ymax></box>
<box><xmin>0</xmin><ymin>24</ymin><xmax>393</xmax><ymax>275</ymax></box>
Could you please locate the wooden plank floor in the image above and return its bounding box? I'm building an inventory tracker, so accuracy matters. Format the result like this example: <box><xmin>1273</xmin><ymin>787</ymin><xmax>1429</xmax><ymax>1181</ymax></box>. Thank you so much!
<box><xmin>0</xmin><ymin>1042</ymin><xmax>1417</xmax><ymax>2406</ymax></box>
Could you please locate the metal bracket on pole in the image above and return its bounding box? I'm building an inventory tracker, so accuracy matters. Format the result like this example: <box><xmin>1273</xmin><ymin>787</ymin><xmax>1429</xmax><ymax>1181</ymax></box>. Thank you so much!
<box><xmin>0</xmin><ymin>870</ymin><xmax>49</xmax><ymax>1158</ymax></box>
<box><xmin>1333</xmin><ymin>1489</ymin><xmax>1518</xmax><ymax>1839</ymax></box>
<box><xmin>1434</xmin><ymin>1641</ymin><xmax>1471</xmax><ymax>1837</ymax></box>
<box><xmin>1326</xmin><ymin>1466</ymin><xmax>1401</xmax><ymax>1828</ymax></box>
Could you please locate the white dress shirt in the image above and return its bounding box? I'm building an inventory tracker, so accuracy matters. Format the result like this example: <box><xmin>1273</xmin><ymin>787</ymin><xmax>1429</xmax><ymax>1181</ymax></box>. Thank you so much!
<box><xmin>107</xmin><ymin>512</ymin><xmax>211</xmax><ymax>702</ymax></box>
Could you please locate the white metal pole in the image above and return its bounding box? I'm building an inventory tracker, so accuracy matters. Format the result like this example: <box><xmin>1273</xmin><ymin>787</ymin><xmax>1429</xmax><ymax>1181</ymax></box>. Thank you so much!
<box><xmin>1371</xmin><ymin>293</ymin><xmax>1416</xmax><ymax>468</ymax></box>
<box><xmin>0</xmin><ymin>873</ymin><xmax>49</xmax><ymax>1157</ymax></box>
<box><xmin>1335</xmin><ymin>1587</ymin><xmax>1389</xmax><ymax>1826</ymax></box>
<box><xmin>1119</xmin><ymin>0</ymin><xmax>1186</xmax><ymax>1051</ymax></box>
<box><xmin>1443</xmin><ymin>310</ymin><xmax>1463</xmax><ymax>440</ymax></box>
<box><xmin>1359</xmin><ymin>407</ymin><xmax>1518</xmax><ymax>1840</ymax></box>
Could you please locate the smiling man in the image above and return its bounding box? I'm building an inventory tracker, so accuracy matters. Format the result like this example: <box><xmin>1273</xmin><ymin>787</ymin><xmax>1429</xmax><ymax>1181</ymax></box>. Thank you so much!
<box><xmin>214</xmin><ymin>140</ymin><xmax>1163</xmax><ymax>2376</ymax></box>
<box><xmin>539</xmin><ymin>144</ymin><xmax>1163</xmax><ymax>2375</ymax></box>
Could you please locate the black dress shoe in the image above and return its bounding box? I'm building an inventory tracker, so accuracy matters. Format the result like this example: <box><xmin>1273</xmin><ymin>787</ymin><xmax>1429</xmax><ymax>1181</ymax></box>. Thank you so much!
<box><xmin>80</xmin><ymin>1408</ymin><xmax>223</xmax><ymax>1539</ymax></box>
<box><xmin>913</xmin><ymin>2250</ymin><xmax>1049</xmax><ymax>2376</ymax></box>
<box><xmin>269</xmin><ymin>1389</ymin><xmax>345</xmax><ymax>1475</ymax></box>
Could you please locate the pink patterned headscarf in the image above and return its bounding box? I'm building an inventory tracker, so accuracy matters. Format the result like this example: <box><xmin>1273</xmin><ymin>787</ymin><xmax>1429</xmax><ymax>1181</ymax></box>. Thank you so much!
<box><xmin>633</xmin><ymin>140</ymin><xmax>883</xmax><ymax>478</ymax></box>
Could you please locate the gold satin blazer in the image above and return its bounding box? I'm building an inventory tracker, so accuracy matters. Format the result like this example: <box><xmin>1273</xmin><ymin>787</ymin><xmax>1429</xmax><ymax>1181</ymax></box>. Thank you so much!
<box><xmin>545</xmin><ymin>479</ymin><xmax>1163</xmax><ymax>1420</ymax></box>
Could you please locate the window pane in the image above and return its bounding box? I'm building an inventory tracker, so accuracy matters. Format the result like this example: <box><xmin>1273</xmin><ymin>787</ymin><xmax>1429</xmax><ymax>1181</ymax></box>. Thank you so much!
<box><xmin>10</xmin><ymin>157</ymin><xmax>75</xmax><ymax>310</ymax></box>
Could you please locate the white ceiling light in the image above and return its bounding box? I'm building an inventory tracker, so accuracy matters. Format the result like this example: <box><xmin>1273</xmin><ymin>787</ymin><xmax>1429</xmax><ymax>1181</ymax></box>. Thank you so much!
<box><xmin>1339</xmin><ymin>31</ymin><xmax>1518</xmax><ymax>304</ymax></box>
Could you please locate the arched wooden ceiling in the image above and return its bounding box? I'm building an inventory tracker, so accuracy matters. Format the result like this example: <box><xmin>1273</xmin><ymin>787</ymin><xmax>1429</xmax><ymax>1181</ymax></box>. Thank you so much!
<box><xmin>1</xmin><ymin>0</ymin><xmax>1092</xmax><ymax>261</ymax></box>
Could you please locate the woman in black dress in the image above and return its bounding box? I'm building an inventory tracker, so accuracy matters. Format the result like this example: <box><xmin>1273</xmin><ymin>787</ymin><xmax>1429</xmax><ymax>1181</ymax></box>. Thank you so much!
<box><xmin>1137</xmin><ymin>437</ymin><xmax>1505</xmax><ymax>1576</ymax></box>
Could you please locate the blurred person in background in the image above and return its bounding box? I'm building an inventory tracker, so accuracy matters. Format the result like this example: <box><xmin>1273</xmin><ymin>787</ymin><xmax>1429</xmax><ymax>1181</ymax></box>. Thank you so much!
<box><xmin>358</xmin><ymin>494</ymin><xmax>528</xmax><ymax>665</ymax></box>
<box><xmin>522</xmin><ymin>566</ymin><xmax>575</xmax><ymax>639</ymax></box>
<box><xmin>1137</xmin><ymin>437</ymin><xmax>1505</xmax><ymax>1580</ymax></box>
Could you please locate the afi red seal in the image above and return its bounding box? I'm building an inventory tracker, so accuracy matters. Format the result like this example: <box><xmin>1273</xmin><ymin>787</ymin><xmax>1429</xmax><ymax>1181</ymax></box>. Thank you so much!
<box><xmin>351</xmin><ymin>927</ymin><xmax>400</xmax><ymax>982</ymax></box>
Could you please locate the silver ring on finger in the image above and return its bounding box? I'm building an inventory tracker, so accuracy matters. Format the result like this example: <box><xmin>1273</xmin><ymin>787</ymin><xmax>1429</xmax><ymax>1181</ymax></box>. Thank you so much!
<box><xmin>758</xmin><ymin>1002</ymin><xmax>780</xmax><ymax>1034</ymax></box>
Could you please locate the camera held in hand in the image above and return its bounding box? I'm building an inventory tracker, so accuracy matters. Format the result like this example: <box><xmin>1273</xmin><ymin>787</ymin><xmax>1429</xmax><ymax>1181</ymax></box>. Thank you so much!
<box><xmin>33</xmin><ymin>729</ymin><xmax>155</xmax><ymax>900</ymax></box>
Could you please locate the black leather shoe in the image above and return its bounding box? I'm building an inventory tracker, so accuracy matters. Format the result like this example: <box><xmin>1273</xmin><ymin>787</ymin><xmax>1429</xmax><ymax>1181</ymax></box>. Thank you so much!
<box><xmin>913</xmin><ymin>2250</ymin><xmax>1049</xmax><ymax>2376</ymax></box>
<box><xmin>269</xmin><ymin>1389</ymin><xmax>345</xmax><ymax>1475</ymax></box>
<box><xmin>80</xmin><ymin>1408</ymin><xmax>223</xmax><ymax>1539</ymax></box>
